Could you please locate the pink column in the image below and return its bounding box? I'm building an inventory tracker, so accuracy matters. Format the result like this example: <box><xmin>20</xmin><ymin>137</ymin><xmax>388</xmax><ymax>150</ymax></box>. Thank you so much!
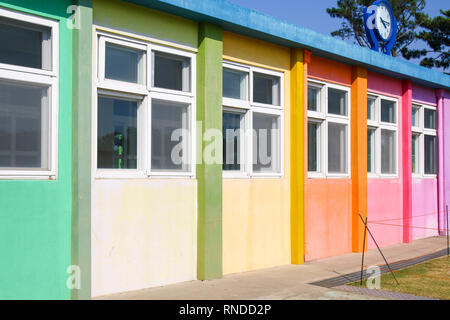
<box><xmin>402</xmin><ymin>80</ymin><xmax>412</xmax><ymax>243</ymax></box>
<box><xmin>436</xmin><ymin>89</ymin><xmax>445</xmax><ymax>235</ymax></box>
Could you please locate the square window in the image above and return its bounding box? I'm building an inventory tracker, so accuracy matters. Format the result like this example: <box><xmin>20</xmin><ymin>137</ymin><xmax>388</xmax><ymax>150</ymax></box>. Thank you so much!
<box><xmin>412</xmin><ymin>105</ymin><xmax>420</xmax><ymax>127</ymax></box>
<box><xmin>223</xmin><ymin>68</ymin><xmax>248</xmax><ymax>100</ymax></box>
<box><xmin>367</xmin><ymin>97</ymin><xmax>376</xmax><ymax>120</ymax></box>
<box><xmin>223</xmin><ymin>111</ymin><xmax>244</xmax><ymax>171</ymax></box>
<box><xmin>97</xmin><ymin>96</ymin><xmax>138</xmax><ymax>169</ymax></box>
<box><xmin>151</xmin><ymin>100</ymin><xmax>190</xmax><ymax>172</ymax></box>
<box><xmin>0</xmin><ymin>81</ymin><xmax>49</xmax><ymax>170</ymax></box>
<box><xmin>381</xmin><ymin>99</ymin><xmax>396</xmax><ymax>123</ymax></box>
<box><xmin>381</xmin><ymin>129</ymin><xmax>396</xmax><ymax>174</ymax></box>
<box><xmin>0</xmin><ymin>17</ymin><xmax>52</xmax><ymax>70</ymax></box>
<box><xmin>367</xmin><ymin>128</ymin><xmax>376</xmax><ymax>173</ymax></box>
<box><xmin>105</xmin><ymin>43</ymin><xmax>145</xmax><ymax>84</ymax></box>
<box><xmin>253</xmin><ymin>73</ymin><xmax>280</xmax><ymax>106</ymax></box>
<box><xmin>328</xmin><ymin>88</ymin><xmax>347</xmax><ymax>116</ymax></box>
<box><xmin>308</xmin><ymin>86</ymin><xmax>320</xmax><ymax>112</ymax></box>
<box><xmin>424</xmin><ymin>135</ymin><xmax>437</xmax><ymax>175</ymax></box>
<box><xmin>252</xmin><ymin>113</ymin><xmax>280</xmax><ymax>173</ymax></box>
<box><xmin>424</xmin><ymin>109</ymin><xmax>436</xmax><ymax>129</ymax></box>
<box><xmin>412</xmin><ymin>134</ymin><xmax>420</xmax><ymax>174</ymax></box>
<box><xmin>308</xmin><ymin>121</ymin><xmax>320</xmax><ymax>172</ymax></box>
<box><xmin>328</xmin><ymin>123</ymin><xmax>348</xmax><ymax>173</ymax></box>
<box><xmin>153</xmin><ymin>51</ymin><xmax>191</xmax><ymax>92</ymax></box>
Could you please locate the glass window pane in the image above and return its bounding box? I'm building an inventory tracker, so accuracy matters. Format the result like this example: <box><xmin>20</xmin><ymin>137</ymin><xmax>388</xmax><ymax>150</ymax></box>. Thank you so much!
<box><xmin>223</xmin><ymin>111</ymin><xmax>243</xmax><ymax>171</ymax></box>
<box><xmin>412</xmin><ymin>134</ymin><xmax>419</xmax><ymax>174</ymax></box>
<box><xmin>328</xmin><ymin>123</ymin><xmax>347</xmax><ymax>173</ymax></box>
<box><xmin>367</xmin><ymin>97</ymin><xmax>376</xmax><ymax>120</ymax></box>
<box><xmin>223</xmin><ymin>68</ymin><xmax>247</xmax><ymax>100</ymax></box>
<box><xmin>153</xmin><ymin>51</ymin><xmax>191</xmax><ymax>92</ymax></box>
<box><xmin>381</xmin><ymin>129</ymin><xmax>396</xmax><ymax>174</ymax></box>
<box><xmin>308</xmin><ymin>122</ymin><xmax>319</xmax><ymax>172</ymax></box>
<box><xmin>367</xmin><ymin>128</ymin><xmax>375</xmax><ymax>173</ymax></box>
<box><xmin>253</xmin><ymin>73</ymin><xmax>280</xmax><ymax>106</ymax></box>
<box><xmin>381</xmin><ymin>99</ymin><xmax>396</xmax><ymax>123</ymax></box>
<box><xmin>424</xmin><ymin>135</ymin><xmax>437</xmax><ymax>174</ymax></box>
<box><xmin>0</xmin><ymin>17</ymin><xmax>51</xmax><ymax>70</ymax></box>
<box><xmin>328</xmin><ymin>88</ymin><xmax>347</xmax><ymax>116</ymax></box>
<box><xmin>424</xmin><ymin>109</ymin><xmax>436</xmax><ymax>129</ymax></box>
<box><xmin>412</xmin><ymin>105</ymin><xmax>420</xmax><ymax>127</ymax></box>
<box><xmin>151</xmin><ymin>100</ymin><xmax>189</xmax><ymax>172</ymax></box>
<box><xmin>253</xmin><ymin>113</ymin><xmax>280</xmax><ymax>173</ymax></box>
<box><xmin>97</xmin><ymin>97</ymin><xmax>138</xmax><ymax>169</ymax></box>
<box><xmin>105</xmin><ymin>43</ymin><xmax>144</xmax><ymax>84</ymax></box>
<box><xmin>0</xmin><ymin>81</ymin><xmax>48</xmax><ymax>169</ymax></box>
<box><xmin>308</xmin><ymin>86</ymin><xmax>320</xmax><ymax>112</ymax></box>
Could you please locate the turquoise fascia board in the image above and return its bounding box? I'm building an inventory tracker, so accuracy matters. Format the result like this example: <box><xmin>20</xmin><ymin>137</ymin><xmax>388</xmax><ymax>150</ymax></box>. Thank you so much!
<box><xmin>124</xmin><ymin>0</ymin><xmax>449</xmax><ymax>89</ymax></box>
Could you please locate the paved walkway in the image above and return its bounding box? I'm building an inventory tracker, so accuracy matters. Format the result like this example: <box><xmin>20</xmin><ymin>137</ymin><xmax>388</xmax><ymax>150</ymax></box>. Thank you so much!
<box><xmin>96</xmin><ymin>236</ymin><xmax>448</xmax><ymax>300</ymax></box>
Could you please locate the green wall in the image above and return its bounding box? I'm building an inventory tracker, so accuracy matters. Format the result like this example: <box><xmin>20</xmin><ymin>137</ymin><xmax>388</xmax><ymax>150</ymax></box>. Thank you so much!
<box><xmin>0</xmin><ymin>0</ymin><xmax>73</xmax><ymax>300</ymax></box>
<box><xmin>93</xmin><ymin>0</ymin><xmax>198</xmax><ymax>48</ymax></box>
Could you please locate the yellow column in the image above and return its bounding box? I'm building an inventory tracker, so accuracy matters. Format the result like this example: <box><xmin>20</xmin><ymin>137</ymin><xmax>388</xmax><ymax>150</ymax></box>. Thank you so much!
<box><xmin>290</xmin><ymin>48</ymin><xmax>305</xmax><ymax>264</ymax></box>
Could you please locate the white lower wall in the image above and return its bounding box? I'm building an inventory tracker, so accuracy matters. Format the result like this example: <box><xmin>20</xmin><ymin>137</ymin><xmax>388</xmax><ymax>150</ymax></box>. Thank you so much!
<box><xmin>91</xmin><ymin>179</ymin><xmax>197</xmax><ymax>297</ymax></box>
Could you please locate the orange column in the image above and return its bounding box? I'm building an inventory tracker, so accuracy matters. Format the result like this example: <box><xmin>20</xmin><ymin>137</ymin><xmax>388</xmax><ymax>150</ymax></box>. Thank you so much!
<box><xmin>351</xmin><ymin>65</ymin><xmax>368</xmax><ymax>252</ymax></box>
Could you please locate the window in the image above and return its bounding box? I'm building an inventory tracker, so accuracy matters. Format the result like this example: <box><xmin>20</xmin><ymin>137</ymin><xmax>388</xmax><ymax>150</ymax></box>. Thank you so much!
<box><xmin>411</xmin><ymin>103</ymin><xmax>437</xmax><ymax>176</ymax></box>
<box><xmin>96</xmin><ymin>32</ymin><xmax>196</xmax><ymax>177</ymax></box>
<box><xmin>307</xmin><ymin>80</ymin><xmax>350</xmax><ymax>177</ymax></box>
<box><xmin>0</xmin><ymin>8</ymin><xmax>58</xmax><ymax>178</ymax></box>
<box><xmin>222</xmin><ymin>62</ymin><xmax>283</xmax><ymax>177</ymax></box>
<box><xmin>367</xmin><ymin>94</ymin><xmax>398</xmax><ymax>177</ymax></box>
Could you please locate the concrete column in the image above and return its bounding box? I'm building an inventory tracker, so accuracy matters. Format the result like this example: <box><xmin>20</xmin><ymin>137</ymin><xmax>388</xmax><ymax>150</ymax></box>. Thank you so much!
<box><xmin>196</xmin><ymin>22</ymin><xmax>223</xmax><ymax>280</ymax></box>
<box><xmin>402</xmin><ymin>80</ymin><xmax>412</xmax><ymax>243</ymax></box>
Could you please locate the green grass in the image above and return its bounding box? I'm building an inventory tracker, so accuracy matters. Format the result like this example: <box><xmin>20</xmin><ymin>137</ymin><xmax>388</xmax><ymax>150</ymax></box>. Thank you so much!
<box><xmin>349</xmin><ymin>256</ymin><xmax>450</xmax><ymax>300</ymax></box>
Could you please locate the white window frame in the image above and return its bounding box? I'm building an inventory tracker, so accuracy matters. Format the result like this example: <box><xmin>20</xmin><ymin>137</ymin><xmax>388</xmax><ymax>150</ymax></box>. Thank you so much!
<box><xmin>94</xmin><ymin>31</ymin><xmax>196</xmax><ymax>179</ymax></box>
<box><xmin>0</xmin><ymin>8</ymin><xmax>59</xmax><ymax>179</ymax></box>
<box><xmin>366</xmin><ymin>93</ymin><xmax>399</xmax><ymax>179</ymax></box>
<box><xmin>222</xmin><ymin>61</ymin><xmax>284</xmax><ymax>179</ymax></box>
<box><xmin>411</xmin><ymin>102</ymin><xmax>437</xmax><ymax>178</ymax></box>
<box><xmin>307</xmin><ymin>79</ymin><xmax>351</xmax><ymax>179</ymax></box>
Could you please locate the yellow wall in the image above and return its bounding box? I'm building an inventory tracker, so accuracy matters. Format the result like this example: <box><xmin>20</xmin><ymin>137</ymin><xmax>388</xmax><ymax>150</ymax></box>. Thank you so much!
<box><xmin>92</xmin><ymin>179</ymin><xmax>197</xmax><ymax>297</ymax></box>
<box><xmin>222</xmin><ymin>32</ymin><xmax>291</xmax><ymax>275</ymax></box>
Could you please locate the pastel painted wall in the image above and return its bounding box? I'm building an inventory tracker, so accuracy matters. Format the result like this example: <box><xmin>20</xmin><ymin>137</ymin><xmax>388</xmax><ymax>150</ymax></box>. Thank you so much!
<box><xmin>91</xmin><ymin>0</ymin><xmax>199</xmax><ymax>297</ymax></box>
<box><xmin>411</xmin><ymin>84</ymin><xmax>439</xmax><ymax>241</ymax></box>
<box><xmin>305</xmin><ymin>55</ymin><xmax>353</xmax><ymax>261</ymax></box>
<box><xmin>0</xmin><ymin>0</ymin><xmax>73</xmax><ymax>299</ymax></box>
<box><xmin>222</xmin><ymin>32</ymin><xmax>291</xmax><ymax>275</ymax></box>
<box><xmin>367</xmin><ymin>72</ymin><xmax>404</xmax><ymax>249</ymax></box>
<box><xmin>91</xmin><ymin>180</ymin><xmax>197</xmax><ymax>297</ymax></box>
<box><xmin>442</xmin><ymin>90</ymin><xmax>450</xmax><ymax>232</ymax></box>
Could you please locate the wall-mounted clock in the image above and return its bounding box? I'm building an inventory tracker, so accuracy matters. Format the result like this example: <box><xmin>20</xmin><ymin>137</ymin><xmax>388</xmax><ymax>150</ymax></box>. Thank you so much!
<box><xmin>364</xmin><ymin>0</ymin><xmax>398</xmax><ymax>55</ymax></box>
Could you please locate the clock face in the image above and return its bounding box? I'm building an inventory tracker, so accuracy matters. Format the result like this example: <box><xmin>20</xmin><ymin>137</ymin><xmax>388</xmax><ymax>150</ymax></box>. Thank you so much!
<box><xmin>376</xmin><ymin>3</ymin><xmax>393</xmax><ymax>41</ymax></box>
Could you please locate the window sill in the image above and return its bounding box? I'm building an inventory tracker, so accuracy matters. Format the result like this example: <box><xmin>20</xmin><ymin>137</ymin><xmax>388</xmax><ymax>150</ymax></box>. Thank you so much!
<box><xmin>0</xmin><ymin>175</ymin><xmax>57</xmax><ymax>180</ymax></box>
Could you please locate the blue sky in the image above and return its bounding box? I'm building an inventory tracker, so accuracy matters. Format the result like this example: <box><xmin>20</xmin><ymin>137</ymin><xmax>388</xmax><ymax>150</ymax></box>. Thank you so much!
<box><xmin>228</xmin><ymin>0</ymin><xmax>447</xmax><ymax>35</ymax></box>
<box><xmin>228</xmin><ymin>0</ymin><xmax>448</xmax><ymax>69</ymax></box>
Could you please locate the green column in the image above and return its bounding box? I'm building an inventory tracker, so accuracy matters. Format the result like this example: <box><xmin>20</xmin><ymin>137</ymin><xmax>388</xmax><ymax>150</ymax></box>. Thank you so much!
<box><xmin>71</xmin><ymin>0</ymin><xmax>92</xmax><ymax>300</ymax></box>
<box><xmin>196</xmin><ymin>22</ymin><xmax>223</xmax><ymax>280</ymax></box>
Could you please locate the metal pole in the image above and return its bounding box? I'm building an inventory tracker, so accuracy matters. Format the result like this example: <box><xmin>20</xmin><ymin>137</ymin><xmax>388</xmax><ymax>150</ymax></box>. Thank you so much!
<box><xmin>360</xmin><ymin>216</ymin><xmax>368</xmax><ymax>286</ymax></box>
<box><xmin>359</xmin><ymin>214</ymin><xmax>399</xmax><ymax>285</ymax></box>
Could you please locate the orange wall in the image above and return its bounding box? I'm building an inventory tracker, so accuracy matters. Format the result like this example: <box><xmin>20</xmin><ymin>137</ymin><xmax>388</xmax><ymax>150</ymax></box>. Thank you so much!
<box><xmin>305</xmin><ymin>55</ymin><xmax>354</xmax><ymax>261</ymax></box>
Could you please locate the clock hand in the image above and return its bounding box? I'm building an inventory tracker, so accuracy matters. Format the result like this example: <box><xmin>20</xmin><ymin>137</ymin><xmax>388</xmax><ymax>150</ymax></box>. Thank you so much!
<box><xmin>381</xmin><ymin>18</ymin><xmax>390</xmax><ymax>28</ymax></box>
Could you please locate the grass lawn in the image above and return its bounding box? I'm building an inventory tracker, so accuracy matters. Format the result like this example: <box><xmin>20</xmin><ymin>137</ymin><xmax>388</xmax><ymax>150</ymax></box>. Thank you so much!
<box><xmin>349</xmin><ymin>256</ymin><xmax>450</xmax><ymax>300</ymax></box>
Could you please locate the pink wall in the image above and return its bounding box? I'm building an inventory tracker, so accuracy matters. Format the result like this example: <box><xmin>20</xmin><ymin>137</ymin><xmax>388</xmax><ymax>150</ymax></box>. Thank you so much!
<box><xmin>367</xmin><ymin>72</ymin><xmax>404</xmax><ymax>249</ymax></box>
<box><xmin>442</xmin><ymin>91</ymin><xmax>450</xmax><ymax>233</ymax></box>
<box><xmin>412</xmin><ymin>179</ymin><xmax>439</xmax><ymax>240</ymax></box>
<box><xmin>411</xmin><ymin>84</ymin><xmax>440</xmax><ymax>240</ymax></box>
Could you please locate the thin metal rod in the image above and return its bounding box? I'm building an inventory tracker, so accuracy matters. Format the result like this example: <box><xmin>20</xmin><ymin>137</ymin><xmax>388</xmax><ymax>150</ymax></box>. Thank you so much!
<box><xmin>359</xmin><ymin>214</ymin><xmax>400</xmax><ymax>285</ymax></box>
<box><xmin>360</xmin><ymin>216</ymin><xmax>368</xmax><ymax>285</ymax></box>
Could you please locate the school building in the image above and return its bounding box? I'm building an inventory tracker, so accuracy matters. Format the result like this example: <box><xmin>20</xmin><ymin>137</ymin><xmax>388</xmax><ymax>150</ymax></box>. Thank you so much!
<box><xmin>0</xmin><ymin>0</ymin><xmax>449</xmax><ymax>299</ymax></box>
